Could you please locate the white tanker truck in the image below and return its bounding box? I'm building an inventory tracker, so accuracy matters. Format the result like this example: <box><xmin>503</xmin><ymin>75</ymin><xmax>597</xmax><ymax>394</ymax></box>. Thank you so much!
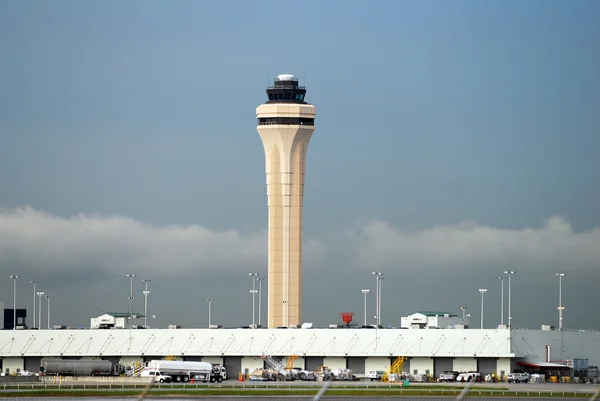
<box><xmin>142</xmin><ymin>360</ymin><xmax>227</xmax><ymax>383</ymax></box>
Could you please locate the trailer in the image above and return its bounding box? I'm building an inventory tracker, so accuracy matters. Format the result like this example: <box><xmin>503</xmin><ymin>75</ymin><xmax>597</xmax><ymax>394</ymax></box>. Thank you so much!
<box><xmin>144</xmin><ymin>360</ymin><xmax>226</xmax><ymax>383</ymax></box>
<box><xmin>41</xmin><ymin>359</ymin><xmax>117</xmax><ymax>376</ymax></box>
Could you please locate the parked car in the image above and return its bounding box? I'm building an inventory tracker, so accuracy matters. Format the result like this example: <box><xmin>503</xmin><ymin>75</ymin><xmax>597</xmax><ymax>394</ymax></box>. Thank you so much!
<box><xmin>18</xmin><ymin>370</ymin><xmax>33</xmax><ymax>376</ymax></box>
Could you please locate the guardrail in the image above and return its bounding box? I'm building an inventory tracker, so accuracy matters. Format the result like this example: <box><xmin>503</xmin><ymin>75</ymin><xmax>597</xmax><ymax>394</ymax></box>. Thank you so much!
<box><xmin>1</xmin><ymin>382</ymin><xmax>599</xmax><ymax>397</ymax></box>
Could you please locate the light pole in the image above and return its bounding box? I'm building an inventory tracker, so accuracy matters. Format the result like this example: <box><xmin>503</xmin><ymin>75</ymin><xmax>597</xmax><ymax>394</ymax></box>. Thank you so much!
<box><xmin>361</xmin><ymin>289</ymin><xmax>369</xmax><ymax>326</ymax></box>
<box><xmin>126</xmin><ymin>274</ymin><xmax>136</xmax><ymax>329</ymax></box>
<box><xmin>378</xmin><ymin>277</ymin><xmax>384</xmax><ymax>326</ymax></box>
<box><xmin>257</xmin><ymin>278</ymin><xmax>264</xmax><ymax>327</ymax></box>
<box><xmin>499</xmin><ymin>276</ymin><xmax>506</xmax><ymax>326</ymax></box>
<box><xmin>46</xmin><ymin>294</ymin><xmax>53</xmax><ymax>329</ymax></box>
<box><xmin>371</xmin><ymin>272</ymin><xmax>383</xmax><ymax>326</ymax></box>
<box><xmin>249</xmin><ymin>273</ymin><xmax>259</xmax><ymax>327</ymax></box>
<box><xmin>37</xmin><ymin>292</ymin><xmax>44</xmax><ymax>329</ymax></box>
<box><xmin>503</xmin><ymin>271</ymin><xmax>515</xmax><ymax>328</ymax></box>
<box><xmin>207</xmin><ymin>298</ymin><xmax>213</xmax><ymax>327</ymax></box>
<box><xmin>479</xmin><ymin>289</ymin><xmax>487</xmax><ymax>329</ymax></box>
<box><xmin>142</xmin><ymin>279</ymin><xmax>151</xmax><ymax>329</ymax></box>
<box><xmin>556</xmin><ymin>273</ymin><xmax>565</xmax><ymax>331</ymax></box>
<box><xmin>30</xmin><ymin>281</ymin><xmax>38</xmax><ymax>329</ymax></box>
<box><xmin>10</xmin><ymin>275</ymin><xmax>20</xmax><ymax>330</ymax></box>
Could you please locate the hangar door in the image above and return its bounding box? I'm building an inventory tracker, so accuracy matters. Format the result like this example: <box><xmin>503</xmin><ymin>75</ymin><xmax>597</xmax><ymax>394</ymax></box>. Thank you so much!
<box><xmin>346</xmin><ymin>357</ymin><xmax>365</xmax><ymax>374</ymax></box>
<box><xmin>224</xmin><ymin>357</ymin><xmax>242</xmax><ymax>378</ymax></box>
<box><xmin>184</xmin><ymin>356</ymin><xmax>203</xmax><ymax>362</ymax></box>
<box><xmin>102</xmin><ymin>356</ymin><xmax>121</xmax><ymax>366</ymax></box>
<box><xmin>305</xmin><ymin>357</ymin><xmax>324</xmax><ymax>372</ymax></box>
<box><xmin>25</xmin><ymin>357</ymin><xmax>42</xmax><ymax>373</ymax></box>
<box><xmin>434</xmin><ymin>357</ymin><xmax>453</xmax><ymax>378</ymax></box>
<box><xmin>477</xmin><ymin>358</ymin><xmax>497</xmax><ymax>376</ymax></box>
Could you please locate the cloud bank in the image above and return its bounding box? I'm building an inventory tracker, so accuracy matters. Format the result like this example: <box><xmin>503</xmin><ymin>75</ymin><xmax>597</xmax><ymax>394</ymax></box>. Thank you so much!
<box><xmin>0</xmin><ymin>207</ymin><xmax>599</xmax><ymax>275</ymax></box>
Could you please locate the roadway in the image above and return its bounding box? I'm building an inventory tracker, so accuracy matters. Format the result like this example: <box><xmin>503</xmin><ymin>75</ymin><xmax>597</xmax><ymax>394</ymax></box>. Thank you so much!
<box><xmin>0</xmin><ymin>397</ymin><xmax>595</xmax><ymax>401</ymax></box>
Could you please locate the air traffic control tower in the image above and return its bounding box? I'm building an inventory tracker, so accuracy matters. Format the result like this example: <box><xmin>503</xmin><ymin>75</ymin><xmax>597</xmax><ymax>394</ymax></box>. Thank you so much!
<box><xmin>256</xmin><ymin>74</ymin><xmax>316</xmax><ymax>328</ymax></box>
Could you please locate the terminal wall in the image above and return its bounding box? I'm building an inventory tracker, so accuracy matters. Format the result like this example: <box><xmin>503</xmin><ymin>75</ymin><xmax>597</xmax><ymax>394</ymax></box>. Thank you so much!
<box><xmin>119</xmin><ymin>356</ymin><xmax>143</xmax><ymax>366</ymax></box>
<box><xmin>1</xmin><ymin>357</ymin><xmax>24</xmax><ymax>375</ymax></box>
<box><xmin>453</xmin><ymin>357</ymin><xmax>477</xmax><ymax>372</ymax></box>
<box><xmin>241</xmin><ymin>356</ymin><xmax>263</xmax><ymax>374</ymax></box>
<box><xmin>410</xmin><ymin>357</ymin><xmax>433</xmax><ymax>376</ymax></box>
<box><xmin>0</xmin><ymin>328</ymin><xmax>513</xmax><ymax>358</ymax></box>
<box><xmin>496</xmin><ymin>357</ymin><xmax>511</xmax><ymax>379</ymax></box>
<box><xmin>202</xmin><ymin>356</ymin><xmax>223</xmax><ymax>365</ymax></box>
<box><xmin>323</xmin><ymin>357</ymin><xmax>345</xmax><ymax>370</ymax></box>
<box><xmin>511</xmin><ymin>329</ymin><xmax>600</xmax><ymax>366</ymax></box>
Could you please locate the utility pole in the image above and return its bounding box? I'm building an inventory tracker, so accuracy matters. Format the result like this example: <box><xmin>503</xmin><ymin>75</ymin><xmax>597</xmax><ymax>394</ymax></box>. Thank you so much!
<box><xmin>361</xmin><ymin>289</ymin><xmax>370</xmax><ymax>326</ymax></box>
<box><xmin>31</xmin><ymin>281</ymin><xmax>38</xmax><ymax>328</ymax></box>
<box><xmin>143</xmin><ymin>279</ymin><xmax>151</xmax><ymax>329</ymax></box>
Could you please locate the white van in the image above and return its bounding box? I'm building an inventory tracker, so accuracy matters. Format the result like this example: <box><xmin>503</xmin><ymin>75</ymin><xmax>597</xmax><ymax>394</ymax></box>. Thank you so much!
<box><xmin>367</xmin><ymin>370</ymin><xmax>385</xmax><ymax>381</ymax></box>
<box><xmin>140</xmin><ymin>370</ymin><xmax>172</xmax><ymax>383</ymax></box>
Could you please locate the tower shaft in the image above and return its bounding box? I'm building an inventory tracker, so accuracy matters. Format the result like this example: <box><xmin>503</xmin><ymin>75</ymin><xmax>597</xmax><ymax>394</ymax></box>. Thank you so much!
<box><xmin>257</xmin><ymin>91</ymin><xmax>315</xmax><ymax>328</ymax></box>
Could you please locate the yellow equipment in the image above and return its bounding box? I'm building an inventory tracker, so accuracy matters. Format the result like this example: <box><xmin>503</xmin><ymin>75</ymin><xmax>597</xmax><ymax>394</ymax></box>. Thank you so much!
<box><xmin>381</xmin><ymin>356</ymin><xmax>407</xmax><ymax>382</ymax></box>
<box><xmin>286</xmin><ymin>354</ymin><xmax>298</xmax><ymax>370</ymax></box>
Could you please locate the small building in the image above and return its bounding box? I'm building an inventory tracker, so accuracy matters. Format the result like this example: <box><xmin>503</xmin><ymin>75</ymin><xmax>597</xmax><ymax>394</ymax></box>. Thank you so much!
<box><xmin>1</xmin><ymin>301</ymin><xmax>28</xmax><ymax>330</ymax></box>
<box><xmin>90</xmin><ymin>312</ymin><xmax>144</xmax><ymax>329</ymax></box>
<box><xmin>400</xmin><ymin>311</ymin><xmax>469</xmax><ymax>329</ymax></box>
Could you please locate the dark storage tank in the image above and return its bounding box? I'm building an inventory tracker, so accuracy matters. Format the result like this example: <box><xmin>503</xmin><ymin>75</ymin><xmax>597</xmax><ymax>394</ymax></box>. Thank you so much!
<box><xmin>41</xmin><ymin>359</ymin><xmax>113</xmax><ymax>376</ymax></box>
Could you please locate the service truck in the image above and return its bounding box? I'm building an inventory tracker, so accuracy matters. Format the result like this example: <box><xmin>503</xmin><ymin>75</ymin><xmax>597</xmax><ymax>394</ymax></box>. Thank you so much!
<box><xmin>144</xmin><ymin>360</ymin><xmax>226</xmax><ymax>383</ymax></box>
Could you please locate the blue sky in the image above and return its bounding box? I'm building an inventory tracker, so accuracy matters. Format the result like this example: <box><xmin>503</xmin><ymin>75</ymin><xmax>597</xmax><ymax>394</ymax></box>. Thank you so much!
<box><xmin>0</xmin><ymin>0</ymin><xmax>599</xmax><ymax>330</ymax></box>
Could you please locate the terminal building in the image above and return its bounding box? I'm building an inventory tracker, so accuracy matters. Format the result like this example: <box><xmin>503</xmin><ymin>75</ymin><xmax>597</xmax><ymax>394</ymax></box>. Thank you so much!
<box><xmin>0</xmin><ymin>305</ymin><xmax>599</xmax><ymax>381</ymax></box>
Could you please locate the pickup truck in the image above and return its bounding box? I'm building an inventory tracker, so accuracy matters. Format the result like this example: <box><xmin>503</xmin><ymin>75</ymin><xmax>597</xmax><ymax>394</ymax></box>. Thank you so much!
<box><xmin>438</xmin><ymin>371</ymin><xmax>459</xmax><ymax>382</ymax></box>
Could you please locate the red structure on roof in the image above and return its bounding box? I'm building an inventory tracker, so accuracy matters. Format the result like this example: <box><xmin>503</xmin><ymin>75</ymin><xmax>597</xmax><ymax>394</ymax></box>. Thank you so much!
<box><xmin>340</xmin><ymin>312</ymin><xmax>354</xmax><ymax>325</ymax></box>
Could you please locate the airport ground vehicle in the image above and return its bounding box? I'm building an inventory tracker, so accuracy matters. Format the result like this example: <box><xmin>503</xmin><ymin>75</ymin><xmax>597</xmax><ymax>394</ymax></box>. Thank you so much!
<box><xmin>367</xmin><ymin>370</ymin><xmax>385</xmax><ymax>381</ymax></box>
<box><xmin>507</xmin><ymin>372</ymin><xmax>531</xmax><ymax>383</ymax></box>
<box><xmin>456</xmin><ymin>371</ymin><xmax>481</xmax><ymax>382</ymax></box>
<box><xmin>140</xmin><ymin>370</ymin><xmax>172</xmax><ymax>383</ymax></box>
<box><xmin>143</xmin><ymin>360</ymin><xmax>226</xmax><ymax>383</ymax></box>
<box><xmin>438</xmin><ymin>371</ymin><xmax>459</xmax><ymax>382</ymax></box>
<box><xmin>41</xmin><ymin>359</ymin><xmax>122</xmax><ymax>376</ymax></box>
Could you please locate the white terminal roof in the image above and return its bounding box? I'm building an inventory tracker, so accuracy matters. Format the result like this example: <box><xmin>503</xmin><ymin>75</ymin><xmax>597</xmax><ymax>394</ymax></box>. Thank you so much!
<box><xmin>277</xmin><ymin>74</ymin><xmax>297</xmax><ymax>81</ymax></box>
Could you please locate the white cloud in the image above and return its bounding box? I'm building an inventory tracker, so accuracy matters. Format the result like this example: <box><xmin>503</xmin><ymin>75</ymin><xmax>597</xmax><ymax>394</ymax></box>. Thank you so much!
<box><xmin>345</xmin><ymin>216</ymin><xmax>600</xmax><ymax>270</ymax></box>
<box><xmin>0</xmin><ymin>207</ymin><xmax>599</xmax><ymax>275</ymax></box>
